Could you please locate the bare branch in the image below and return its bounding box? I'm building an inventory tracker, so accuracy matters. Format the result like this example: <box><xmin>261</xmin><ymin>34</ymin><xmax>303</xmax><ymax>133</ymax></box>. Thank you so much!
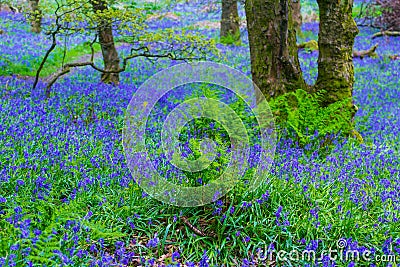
<box><xmin>352</xmin><ymin>44</ymin><xmax>379</xmax><ymax>59</ymax></box>
<box><xmin>372</xmin><ymin>31</ymin><xmax>400</xmax><ymax>39</ymax></box>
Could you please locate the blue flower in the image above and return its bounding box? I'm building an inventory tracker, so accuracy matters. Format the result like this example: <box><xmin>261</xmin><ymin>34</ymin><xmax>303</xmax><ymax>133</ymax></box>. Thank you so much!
<box><xmin>172</xmin><ymin>251</ymin><xmax>180</xmax><ymax>262</ymax></box>
<box><xmin>147</xmin><ymin>235</ymin><xmax>159</xmax><ymax>248</ymax></box>
<box><xmin>10</xmin><ymin>244</ymin><xmax>19</xmax><ymax>251</ymax></box>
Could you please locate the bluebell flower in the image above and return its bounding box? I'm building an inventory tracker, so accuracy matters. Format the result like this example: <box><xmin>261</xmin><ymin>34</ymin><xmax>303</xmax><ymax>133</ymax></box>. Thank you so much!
<box><xmin>172</xmin><ymin>251</ymin><xmax>180</xmax><ymax>262</ymax></box>
<box><xmin>147</xmin><ymin>234</ymin><xmax>159</xmax><ymax>248</ymax></box>
<box><xmin>10</xmin><ymin>244</ymin><xmax>19</xmax><ymax>251</ymax></box>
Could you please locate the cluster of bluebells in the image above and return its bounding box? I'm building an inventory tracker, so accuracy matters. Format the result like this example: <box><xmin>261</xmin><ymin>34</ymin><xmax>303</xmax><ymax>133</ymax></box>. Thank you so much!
<box><xmin>1</xmin><ymin>0</ymin><xmax>400</xmax><ymax>265</ymax></box>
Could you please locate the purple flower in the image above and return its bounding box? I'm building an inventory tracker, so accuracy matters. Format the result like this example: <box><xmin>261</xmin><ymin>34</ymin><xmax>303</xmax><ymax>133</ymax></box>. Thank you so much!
<box><xmin>310</xmin><ymin>208</ymin><xmax>318</xmax><ymax>219</ymax></box>
<box><xmin>148</xmin><ymin>258</ymin><xmax>155</xmax><ymax>265</ymax></box>
<box><xmin>10</xmin><ymin>244</ymin><xmax>19</xmax><ymax>251</ymax></box>
<box><xmin>89</xmin><ymin>244</ymin><xmax>97</xmax><ymax>253</ymax></box>
<box><xmin>199</xmin><ymin>250</ymin><xmax>209</xmax><ymax>267</ymax></box>
<box><xmin>230</xmin><ymin>206</ymin><xmax>235</xmax><ymax>214</ymax></box>
<box><xmin>212</xmin><ymin>207</ymin><xmax>222</xmax><ymax>215</ymax></box>
<box><xmin>85</xmin><ymin>210</ymin><xmax>93</xmax><ymax>219</ymax></box>
<box><xmin>33</xmin><ymin>229</ymin><xmax>42</xmax><ymax>236</ymax></box>
<box><xmin>216</xmin><ymin>200</ymin><xmax>224</xmax><ymax>207</ymax></box>
<box><xmin>172</xmin><ymin>251</ymin><xmax>180</xmax><ymax>262</ymax></box>
<box><xmin>275</xmin><ymin>206</ymin><xmax>283</xmax><ymax>218</ymax></box>
<box><xmin>147</xmin><ymin>234</ymin><xmax>159</xmax><ymax>248</ymax></box>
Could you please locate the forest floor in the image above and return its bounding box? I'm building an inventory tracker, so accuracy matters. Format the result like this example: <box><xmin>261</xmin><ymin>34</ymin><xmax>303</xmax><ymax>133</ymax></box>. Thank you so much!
<box><xmin>0</xmin><ymin>1</ymin><xmax>399</xmax><ymax>266</ymax></box>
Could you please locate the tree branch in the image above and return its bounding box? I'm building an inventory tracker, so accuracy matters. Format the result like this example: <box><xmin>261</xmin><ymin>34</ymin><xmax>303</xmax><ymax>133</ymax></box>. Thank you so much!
<box><xmin>352</xmin><ymin>44</ymin><xmax>379</xmax><ymax>59</ymax></box>
<box><xmin>297</xmin><ymin>41</ymin><xmax>379</xmax><ymax>59</ymax></box>
<box><xmin>43</xmin><ymin>45</ymin><xmax>206</xmax><ymax>90</ymax></box>
<box><xmin>372</xmin><ymin>31</ymin><xmax>400</xmax><ymax>39</ymax></box>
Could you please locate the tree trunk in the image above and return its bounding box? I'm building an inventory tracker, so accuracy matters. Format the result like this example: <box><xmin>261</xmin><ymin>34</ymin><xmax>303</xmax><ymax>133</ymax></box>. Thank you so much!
<box><xmin>220</xmin><ymin>0</ymin><xmax>241</xmax><ymax>45</ymax></box>
<box><xmin>245</xmin><ymin>0</ymin><xmax>306</xmax><ymax>100</ymax></box>
<box><xmin>29</xmin><ymin>0</ymin><xmax>42</xmax><ymax>33</ymax></box>
<box><xmin>91</xmin><ymin>0</ymin><xmax>120</xmax><ymax>85</ymax></box>
<box><xmin>315</xmin><ymin>0</ymin><xmax>359</xmax><ymax>117</ymax></box>
<box><xmin>291</xmin><ymin>0</ymin><xmax>302</xmax><ymax>34</ymax></box>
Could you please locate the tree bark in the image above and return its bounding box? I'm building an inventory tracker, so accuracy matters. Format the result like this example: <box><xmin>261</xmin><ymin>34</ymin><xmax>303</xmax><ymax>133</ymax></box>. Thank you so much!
<box><xmin>91</xmin><ymin>0</ymin><xmax>120</xmax><ymax>85</ymax></box>
<box><xmin>220</xmin><ymin>0</ymin><xmax>241</xmax><ymax>44</ymax></box>
<box><xmin>315</xmin><ymin>0</ymin><xmax>359</xmax><ymax>116</ymax></box>
<box><xmin>291</xmin><ymin>0</ymin><xmax>302</xmax><ymax>34</ymax></box>
<box><xmin>29</xmin><ymin>0</ymin><xmax>42</xmax><ymax>33</ymax></box>
<box><xmin>245</xmin><ymin>0</ymin><xmax>306</xmax><ymax>100</ymax></box>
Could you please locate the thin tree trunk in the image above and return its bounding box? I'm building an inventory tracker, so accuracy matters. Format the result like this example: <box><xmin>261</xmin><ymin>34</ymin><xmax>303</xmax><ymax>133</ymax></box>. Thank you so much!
<box><xmin>315</xmin><ymin>0</ymin><xmax>359</xmax><ymax>117</ymax></box>
<box><xmin>220</xmin><ymin>0</ymin><xmax>241</xmax><ymax>44</ymax></box>
<box><xmin>29</xmin><ymin>0</ymin><xmax>42</xmax><ymax>33</ymax></box>
<box><xmin>245</xmin><ymin>0</ymin><xmax>306</xmax><ymax>100</ymax></box>
<box><xmin>91</xmin><ymin>0</ymin><xmax>120</xmax><ymax>85</ymax></box>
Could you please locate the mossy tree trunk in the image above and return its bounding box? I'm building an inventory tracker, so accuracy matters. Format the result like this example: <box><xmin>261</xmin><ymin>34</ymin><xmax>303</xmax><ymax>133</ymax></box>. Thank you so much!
<box><xmin>244</xmin><ymin>0</ymin><xmax>306</xmax><ymax>101</ymax></box>
<box><xmin>220</xmin><ymin>0</ymin><xmax>241</xmax><ymax>44</ymax></box>
<box><xmin>91</xmin><ymin>0</ymin><xmax>120</xmax><ymax>85</ymax></box>
<box><xmin>315</xmin><ymin>0</ymin><xmax>359</xmax><ymax>117</ymax></box>
<box><xmin>29</xmin><ymin>0</ymin><xmax>42</xmax><ymax>33</ymax></box>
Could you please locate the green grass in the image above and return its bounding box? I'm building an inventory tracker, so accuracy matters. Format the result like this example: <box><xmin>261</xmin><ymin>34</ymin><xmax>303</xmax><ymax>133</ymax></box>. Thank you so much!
<box><xmin>1</xmin><ymin>80</ymin><xmax>398</xmax><ymax>266</ymax></box>
<box><xmin>1</xmin><ymin>1</ymin><xmax>399</xmax><ymax>266</ymax></box>
<box><xmin>0</xmin><ymin>42</ymin><xmax>102</xmax><ymax>77</ymax></box>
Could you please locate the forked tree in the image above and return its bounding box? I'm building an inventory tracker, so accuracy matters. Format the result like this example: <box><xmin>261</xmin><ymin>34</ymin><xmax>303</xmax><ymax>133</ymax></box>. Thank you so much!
<box><xmin>245</xmin><ymin>0</ymin><xmax>359</xmax><ymax>122</ymax></box>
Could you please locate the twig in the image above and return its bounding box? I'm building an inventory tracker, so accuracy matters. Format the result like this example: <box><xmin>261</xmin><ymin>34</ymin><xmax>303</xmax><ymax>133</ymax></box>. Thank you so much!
<box><xmin>180</xmin><ymin>216</ymin><xmax>207</xmax><ymax>237</ymax></box>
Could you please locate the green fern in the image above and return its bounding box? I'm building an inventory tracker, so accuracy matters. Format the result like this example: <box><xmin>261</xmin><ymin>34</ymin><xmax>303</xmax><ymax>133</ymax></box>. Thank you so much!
<box><xmin>0</xmin><ymin>219</ymin><xmax>20</xmax><ymax>256</ymax></box>
<box><xmin>269</xmin><ymin>89</ymin><xmax>354</xmax><ymax>147</ymax></box>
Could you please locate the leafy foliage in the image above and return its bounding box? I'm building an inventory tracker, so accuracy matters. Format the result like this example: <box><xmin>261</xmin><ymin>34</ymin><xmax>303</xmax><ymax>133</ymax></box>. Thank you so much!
<box><xmin>269</xmin><ymin>89</ymin><xmax>354</xmax><ymax>147</ymax></box>
<box><xmin>41</xmin><ymin>0</ymin><xmax>218</xmax><ymax>65</ymax></box>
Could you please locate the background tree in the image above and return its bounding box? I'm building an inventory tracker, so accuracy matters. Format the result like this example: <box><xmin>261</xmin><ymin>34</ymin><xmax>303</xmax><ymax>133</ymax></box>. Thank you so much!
<box><xmin>291</xmin><ymin>0</ymin><xmax>302</xmax><ymax>34</ymax></box>
<box><xmin>90</xmin><ymin>0</ymin><xmax>119</xmax><ymax>84</ymax></box>
<box><xmin>220</xmin><ymin>0</ymin><xmax>241</xmax><ymax>45</ymax></box>
<box><xmin>28</xmin><ymin>0</ymin><xmax>42</xmax><ymax>33</ymax></box>
<box><xmin>244</xmin><ymin>0</ymin><xmax>306</xmax><ymax>100</ymax></box>
<box><xmin>315</xmin><ymin>0</ymin><xmax>359</xmax><ymax>113</ymax></box>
